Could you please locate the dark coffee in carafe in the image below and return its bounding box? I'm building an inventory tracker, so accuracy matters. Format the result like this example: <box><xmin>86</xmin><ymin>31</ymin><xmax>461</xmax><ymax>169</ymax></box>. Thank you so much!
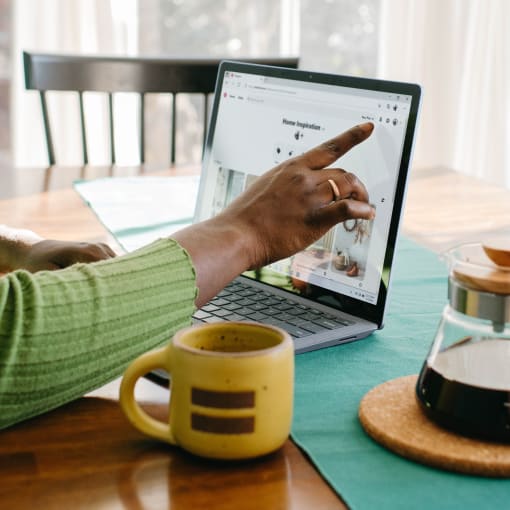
<box><xmin>416</xmin><ymin>338</ymin><xmax>510</xmax><ymax>442</ymax></box>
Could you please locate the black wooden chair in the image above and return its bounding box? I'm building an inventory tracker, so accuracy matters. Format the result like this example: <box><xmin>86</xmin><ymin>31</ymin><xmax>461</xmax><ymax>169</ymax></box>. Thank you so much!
<box><xmin>23</xmin><ymin>51</ymin><xmax>299</xmax><ymax>167</ymax></box>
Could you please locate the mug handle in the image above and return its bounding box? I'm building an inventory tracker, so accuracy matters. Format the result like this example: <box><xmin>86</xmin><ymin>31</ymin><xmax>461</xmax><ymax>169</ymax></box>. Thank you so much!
<box><xmin>119</xmin><ymin>346</ymin><xmax>176</xmax><ymax>445</ymax></box>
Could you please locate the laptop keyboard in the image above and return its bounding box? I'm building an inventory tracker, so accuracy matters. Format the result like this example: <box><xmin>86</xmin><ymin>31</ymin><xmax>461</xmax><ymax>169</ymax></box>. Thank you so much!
<box><xmin>192</xmin><ymin>280</ymin><xmax>354</xmax><ymax>338</ymax></box>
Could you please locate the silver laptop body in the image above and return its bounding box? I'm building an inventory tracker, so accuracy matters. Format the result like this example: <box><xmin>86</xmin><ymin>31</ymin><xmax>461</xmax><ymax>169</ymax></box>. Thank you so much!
<box><xmin>192</xmin><ymin>61</ymin><xmax>421</xmax><ymax>353</ymax></box>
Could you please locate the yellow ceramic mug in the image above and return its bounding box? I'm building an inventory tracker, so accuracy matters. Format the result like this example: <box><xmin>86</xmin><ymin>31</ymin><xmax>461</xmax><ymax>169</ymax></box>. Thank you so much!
<box><xmin>119</xmin><ymin>321</ymin><xmax>294</xmax><ymax>460</ymax></box>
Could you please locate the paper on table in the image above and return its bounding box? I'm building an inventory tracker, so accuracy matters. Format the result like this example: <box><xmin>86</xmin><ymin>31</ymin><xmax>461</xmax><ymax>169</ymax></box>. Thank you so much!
<box><xmin>74</xmin><ymin>175</ymin><xmax>200</xmax><ymax>252</ymax></box>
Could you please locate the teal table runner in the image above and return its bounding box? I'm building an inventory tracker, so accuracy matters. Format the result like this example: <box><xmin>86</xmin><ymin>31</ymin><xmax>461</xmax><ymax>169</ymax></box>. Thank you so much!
<box><xmin>74</xmin><ymin>176</ymin><xmax>199</xmax><ymax>252</ymax></box>
<box><xmin>291</xmin><ymin>237</ymin><xmax>510</xmax><ymax>509</ymax></box>
<box><xmin>74</xmin><ymin>178</ymin><xmax>510</xmax><ymax>507</ymax></box>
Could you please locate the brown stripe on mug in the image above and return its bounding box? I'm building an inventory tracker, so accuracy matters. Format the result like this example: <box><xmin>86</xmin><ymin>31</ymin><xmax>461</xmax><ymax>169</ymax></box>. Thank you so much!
<box><xmin>191</xmin><ymin>413</ymin><xmax>255</xmax><ymax>434</ymax></box>
<box><xmin>191</xmin><ymin>388</ymin><xmax>255</xmax><ymax>409</ymax></box>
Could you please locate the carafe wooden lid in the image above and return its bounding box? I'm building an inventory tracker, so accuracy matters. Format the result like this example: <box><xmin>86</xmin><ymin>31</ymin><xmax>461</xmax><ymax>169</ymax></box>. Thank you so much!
<box><xmin>483</xmin><ymin>239</ymin><xmax>510</xmax><ymax>268</ymax></box>
<box><xmin>359</xmin><ymin>375</ymin><xmax>510</xmax><ymax>477</ymax></box>
<box><xmin>448</xmin><ymin>241</ymin><xmax>510</xmax><ymax>295</ymax></box>
<box><xmin>453</xmin><ymin>266</ymin><xmax>510</xmax><ymax>295</ymax></box>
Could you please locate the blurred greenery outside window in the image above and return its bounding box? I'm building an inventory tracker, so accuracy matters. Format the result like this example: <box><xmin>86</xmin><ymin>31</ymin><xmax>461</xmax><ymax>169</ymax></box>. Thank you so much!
<box><xmin>4</xmin><ymin>0</ymin><xmax>379</xmax><ymax>165</ymax></box>
<box><xmin>138</xmin><ymin>0</ymin><xmax>380</xmax><ymax>164</ymax></box>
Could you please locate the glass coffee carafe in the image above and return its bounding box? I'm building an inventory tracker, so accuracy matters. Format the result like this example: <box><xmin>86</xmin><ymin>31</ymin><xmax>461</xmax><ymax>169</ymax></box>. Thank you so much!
<box><xmin>416</xmin><ymin>240</ymin><xmax>510</xmax><ymax>442</ymax></box>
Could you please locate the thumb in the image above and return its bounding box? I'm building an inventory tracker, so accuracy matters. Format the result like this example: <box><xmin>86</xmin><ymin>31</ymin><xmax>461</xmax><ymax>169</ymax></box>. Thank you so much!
<box><xmin>311</xmin><ymin>199</ymin><xmax>375</xmax><ymax>228</ymax></box>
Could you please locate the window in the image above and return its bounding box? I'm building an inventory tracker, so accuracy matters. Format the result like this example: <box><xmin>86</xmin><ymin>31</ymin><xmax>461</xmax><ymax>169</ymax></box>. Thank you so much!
<box><xmin>9</xmin><ymin>0</ymin><xmax>380</xmax><ymax>166</ymax></box>
<box><xmin>137</xmin><ymin>0</ymin><xmax>380</xmax><ymax>164</ymax></box>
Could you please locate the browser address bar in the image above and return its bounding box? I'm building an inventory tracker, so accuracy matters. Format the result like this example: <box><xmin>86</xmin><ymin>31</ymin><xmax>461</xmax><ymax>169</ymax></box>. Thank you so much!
<box><xmin>246</xmin><ymin>84</ymin><xmax>382</xmax><ymax>110</ymax></box>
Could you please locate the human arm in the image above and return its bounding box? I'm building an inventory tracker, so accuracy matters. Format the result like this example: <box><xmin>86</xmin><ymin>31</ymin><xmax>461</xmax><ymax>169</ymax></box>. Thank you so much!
<box><xmin>173</xmin><ymin>122</ymin><xmax>375</xmax><ymax>307</ymax></box>
<box><xmin>0</xmin><ymin>224</ymin><xmax>42</xmax><ymax>272</ymax></box>
<box><xmin>0</xmin><ymin>239</ymin><xmax>196</xmax><ymax>428</ymax></box>
<box><xmin>0</xmin><ymin>122</ymin><xmax>374</xmax><ymax>428</ymax></box>
<box><xmin>0</xmin><ymin>224</ymin><xmax>116</xmax><ymax>273</ymax></box>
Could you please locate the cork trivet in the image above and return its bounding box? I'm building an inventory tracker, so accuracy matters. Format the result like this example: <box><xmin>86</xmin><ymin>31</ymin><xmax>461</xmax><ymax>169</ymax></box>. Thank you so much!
<box><xmin>358</xmin><ymin>375</ymin><xmax>510</xmax><ymax>477</ymax></box>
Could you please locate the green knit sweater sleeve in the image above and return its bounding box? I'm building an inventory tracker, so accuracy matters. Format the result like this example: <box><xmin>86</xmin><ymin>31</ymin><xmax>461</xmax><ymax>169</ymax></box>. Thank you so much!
<box><xmin>0</xmin><ymin>238</ymin><xmax>197</xmax><ymax>429</ymax></box>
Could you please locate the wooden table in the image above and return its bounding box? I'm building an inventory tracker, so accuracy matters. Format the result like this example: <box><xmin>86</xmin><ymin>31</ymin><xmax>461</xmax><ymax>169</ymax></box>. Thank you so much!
<box><xmin>0</xmin><ymin>164</ymin><xmax>346</xmax><ymax>510</ymax></box>
<box><xmin>1</xmin><ymin>164</ymin><xmax>509</xmax><ymax>509</ymax></box>
<box><xmin>402</xmin><ymin>166</ymin><xmax>510</xmax><ymax>252</ymax></box>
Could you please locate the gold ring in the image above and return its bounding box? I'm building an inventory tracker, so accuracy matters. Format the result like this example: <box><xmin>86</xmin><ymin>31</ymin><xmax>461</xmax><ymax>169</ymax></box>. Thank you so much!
<box><xmin>327</xmin><ymin>179</ymin><xmax>340</xmax><ymax>202</ymax></box>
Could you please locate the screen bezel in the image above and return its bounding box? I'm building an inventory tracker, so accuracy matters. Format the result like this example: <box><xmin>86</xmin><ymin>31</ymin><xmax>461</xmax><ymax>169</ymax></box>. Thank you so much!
<box><xmin>195</xmin><ymin>60</ymin><xmax>422</xmax><ymax>328</ymax></box>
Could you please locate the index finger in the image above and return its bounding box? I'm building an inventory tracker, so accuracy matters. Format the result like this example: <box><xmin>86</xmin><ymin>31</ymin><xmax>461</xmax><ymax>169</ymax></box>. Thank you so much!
<box><xmin>300</xmin><ymin>122</ymin><xmax>374</xmax><ymax>170</ymax></box>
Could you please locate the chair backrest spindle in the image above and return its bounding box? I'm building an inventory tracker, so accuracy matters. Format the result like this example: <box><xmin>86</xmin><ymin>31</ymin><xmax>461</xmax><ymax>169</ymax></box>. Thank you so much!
<box><xmin>107</xmin><ymin>93</ymin><xmax>116</xmax><ymax>165</ymax></box>
<box><xmin>171</xmin><ymin>93</ymin><xmax>177</xmax><ymax>165</ymax></box>
<box><xmin>139</xmin><ymin>92</ymin><xmax>145</xmax><ymax>164</ymax></box>
<box><xmin>38</xmin><ymin>90</ymin><xmax>56</xmax><ymax>166</ymax></box>
<box><xmin>78</xmin><ymin>91</ymin><xmax>88</xmax><ymax>165</ymax></box>
<box><xmin>203</xmin><ymin>93</ymin><xmax>209</xmax><ymax>157</ymax></box>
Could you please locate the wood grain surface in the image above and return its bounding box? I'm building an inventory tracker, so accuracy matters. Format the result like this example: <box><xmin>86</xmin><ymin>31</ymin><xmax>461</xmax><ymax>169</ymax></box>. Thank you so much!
<box><xmin>0</xmin><ymin>164</ymin><xmax>347</xmax><ymax>510</ymax></box>
<box><xmin>1</xmin><ymin>164</ymin><xmax>509</xmax><ymax>508</ymax></box>
<box><xmin>0</xmin><ymin>376</ymin><xmax>345</xmax><ymax>510</ymax></box>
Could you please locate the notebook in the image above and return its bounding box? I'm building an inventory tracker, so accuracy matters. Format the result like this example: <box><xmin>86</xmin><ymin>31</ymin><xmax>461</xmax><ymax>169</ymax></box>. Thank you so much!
<box><xmin>191</xmin><ymin>61</ymin><xmax>421</xmax><ymax>354</ymax></box>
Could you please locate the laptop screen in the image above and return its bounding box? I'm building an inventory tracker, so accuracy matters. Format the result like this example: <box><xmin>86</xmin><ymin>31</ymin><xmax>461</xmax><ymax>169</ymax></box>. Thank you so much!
<box><xmin>195</xmin><ymin>61</ymin><xmax>421</xmax><ymax>327</ymax></box>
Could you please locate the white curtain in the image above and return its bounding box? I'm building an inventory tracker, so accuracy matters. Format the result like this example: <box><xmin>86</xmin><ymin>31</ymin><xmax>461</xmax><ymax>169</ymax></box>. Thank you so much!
<box><xmin>378</xmin><ymin>0</ymin><xmax>510</xmax><ymax>188</ymax></box>
<box><xmin>12</xmin><ymin>0</ymin><xmax>139</xmax><ymax>166</ymax></box>
<box><xmin>280</xmin><ymin>0</ymin><xmax>301</xmax><ymax>56</ymax></box>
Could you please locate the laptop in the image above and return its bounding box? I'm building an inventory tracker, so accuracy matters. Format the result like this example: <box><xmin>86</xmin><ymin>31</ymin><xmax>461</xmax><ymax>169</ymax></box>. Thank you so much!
<box><xmin>191</xmin><ymin>61</ymin><xmax>421</xmax><ymax>354</ymax></box>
